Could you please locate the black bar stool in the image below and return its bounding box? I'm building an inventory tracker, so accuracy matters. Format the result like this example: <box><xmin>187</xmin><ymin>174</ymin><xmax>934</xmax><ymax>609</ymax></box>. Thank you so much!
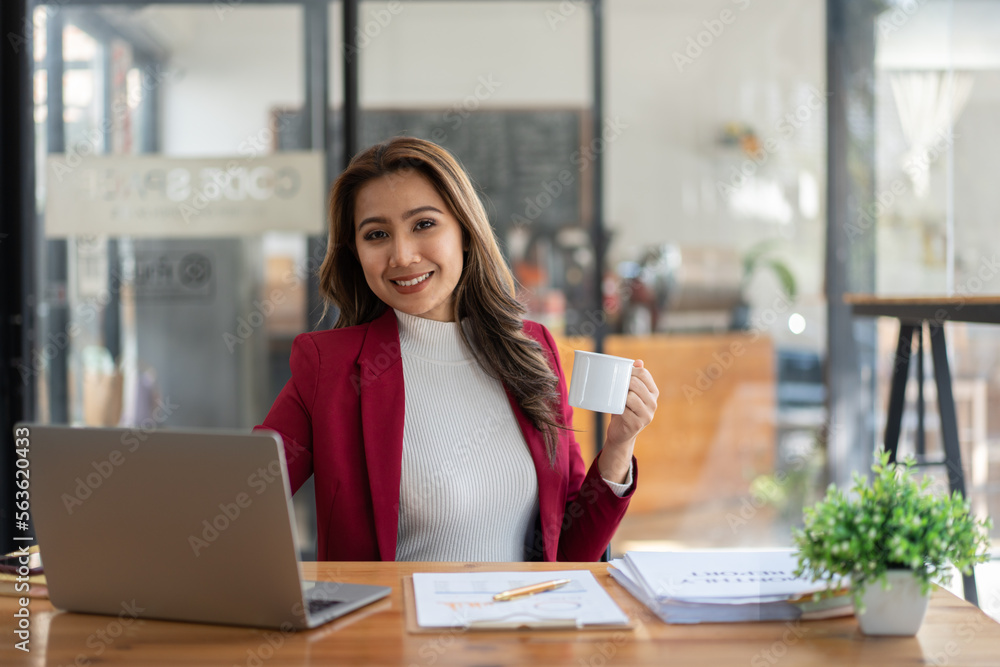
<box><xmin>883</xmin><ymin>321</ymin><xmax>977</xmax><ymax>605</ymax></box>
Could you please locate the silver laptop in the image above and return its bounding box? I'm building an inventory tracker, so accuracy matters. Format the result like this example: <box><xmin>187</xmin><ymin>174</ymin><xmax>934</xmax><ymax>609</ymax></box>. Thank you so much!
<box><xmin>24</xmin><ymin>424</ymin><xmax>390</xmax><ymax>630</ymax></box>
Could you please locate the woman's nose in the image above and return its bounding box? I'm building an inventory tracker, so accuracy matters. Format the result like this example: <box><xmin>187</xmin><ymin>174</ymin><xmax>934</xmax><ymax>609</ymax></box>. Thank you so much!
<box><xmin>389</xmin><ymin>236</ymin><xmax>420</xmax><ymax>267</ymax></box>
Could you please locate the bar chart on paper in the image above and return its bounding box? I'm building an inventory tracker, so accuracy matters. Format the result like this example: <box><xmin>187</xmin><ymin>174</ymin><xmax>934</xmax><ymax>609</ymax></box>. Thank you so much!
<box><xmin>409</xmin><ymin>570</ymin><xmax>630</xmax><ymax>629</ymax></box>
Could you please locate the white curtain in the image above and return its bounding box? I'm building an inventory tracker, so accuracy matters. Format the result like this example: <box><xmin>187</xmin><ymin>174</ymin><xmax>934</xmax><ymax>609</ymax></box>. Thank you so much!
<box><xmin>889</xmin><ymin>70</ymin><xmax>973</xmax><ymax>197</ymax></box>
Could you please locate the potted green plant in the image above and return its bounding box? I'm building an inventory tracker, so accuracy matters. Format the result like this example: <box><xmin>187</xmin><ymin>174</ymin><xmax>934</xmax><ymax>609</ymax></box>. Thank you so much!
<box><xmin>731</xmin><ymin>239</ymin><xmax>797</xmax><ymax>330</ymax></box>
<box><xmin>793</xmin><ymin>450</ymin><xmax>992</xmax><ymax>636</ymax></box>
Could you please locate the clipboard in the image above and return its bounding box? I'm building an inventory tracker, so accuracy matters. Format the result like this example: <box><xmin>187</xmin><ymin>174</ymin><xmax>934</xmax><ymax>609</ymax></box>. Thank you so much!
<box><xmin>402</xmin><ymin>575</ymin><xmax>635</xmax><ymax>633</ymax></box>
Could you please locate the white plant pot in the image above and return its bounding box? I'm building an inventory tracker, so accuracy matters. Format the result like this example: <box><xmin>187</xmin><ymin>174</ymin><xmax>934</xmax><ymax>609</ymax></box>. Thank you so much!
<box><xmin>856</xmin><ymin>570</ymin><xmax>931</xmax><ymax>636</ymax></box>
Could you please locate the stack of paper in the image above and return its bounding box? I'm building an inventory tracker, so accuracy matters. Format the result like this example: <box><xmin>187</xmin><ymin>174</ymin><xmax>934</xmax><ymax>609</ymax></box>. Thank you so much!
<box><xmin>0</xmin><ymin>546</ymin><xmax>47</xmax><ymax>599</ymax></box>
<box><xmin>609</xmin><ymin>549</ymin><xmax>851</xmax><ymax>624</ymax></box>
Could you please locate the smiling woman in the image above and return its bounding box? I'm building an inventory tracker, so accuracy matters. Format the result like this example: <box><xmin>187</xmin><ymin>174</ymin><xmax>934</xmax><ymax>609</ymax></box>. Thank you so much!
<box><xmin>256</xmin><ymin>136</ymin><xmax>658</xmax><ymax>563</ymax></box>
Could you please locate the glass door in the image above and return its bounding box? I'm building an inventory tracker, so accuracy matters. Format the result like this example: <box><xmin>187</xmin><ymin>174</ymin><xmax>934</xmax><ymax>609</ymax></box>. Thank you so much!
<box><xmin>32</xmin><ymin>2</ymin><xmax>322</xmax><ymax>433</ymax></box>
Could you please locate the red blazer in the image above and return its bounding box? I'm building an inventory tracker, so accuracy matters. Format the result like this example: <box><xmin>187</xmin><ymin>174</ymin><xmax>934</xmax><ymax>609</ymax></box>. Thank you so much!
<box><xmin>256</xmin><ymin>308</ymin><xmax>636</xmax><ymax>562</ymax></box>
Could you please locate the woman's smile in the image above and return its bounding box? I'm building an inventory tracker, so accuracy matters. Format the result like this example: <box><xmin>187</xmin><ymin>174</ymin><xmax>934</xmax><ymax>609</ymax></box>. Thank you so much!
<box><xmin>390</xmin><ymin>271</ymin><xmax>434</xmax><ymax>290</ymax></box>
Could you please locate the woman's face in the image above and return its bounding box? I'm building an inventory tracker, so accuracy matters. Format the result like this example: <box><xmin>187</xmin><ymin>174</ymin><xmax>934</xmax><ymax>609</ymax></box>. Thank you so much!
<box><xmin>353</xmin><ymin>170</ymin><xmax>466</xmax><ymax>322</ymax></box>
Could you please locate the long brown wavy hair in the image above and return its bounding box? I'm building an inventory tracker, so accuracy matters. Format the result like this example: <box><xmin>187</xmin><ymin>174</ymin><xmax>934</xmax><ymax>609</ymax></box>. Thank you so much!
<box><xmin>319</xmin><ymin>137</ymin><xmax>564</xmax><ymax>464</ymax></box>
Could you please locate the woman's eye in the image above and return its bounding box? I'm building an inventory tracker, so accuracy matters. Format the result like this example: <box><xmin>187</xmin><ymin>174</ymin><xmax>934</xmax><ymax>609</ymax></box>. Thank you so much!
<box><xmin>363</xmin><ymin>229</ymin><xmax>388</xmax><ymax>241</ymax></box>
<box><xmin>415</xmin><ymin>219</ymin><xmax>435</xmax><ymax>230</ymax></box>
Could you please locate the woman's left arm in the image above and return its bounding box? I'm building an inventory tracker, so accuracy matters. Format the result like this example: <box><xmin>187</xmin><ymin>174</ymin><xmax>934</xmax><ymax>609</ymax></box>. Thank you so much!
<box><xmin>597</xmin><ymin>360</ymin><xmax>659</xmax><ymax>484</ymax></box>
<box><xmin>531</xmin><ymin>323</ymin><xmax>659</xmax><ymax>561</ymax></box>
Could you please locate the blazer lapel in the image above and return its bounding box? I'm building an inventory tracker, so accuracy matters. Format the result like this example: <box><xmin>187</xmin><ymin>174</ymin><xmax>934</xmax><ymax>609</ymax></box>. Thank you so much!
<box><xmin>358</xmin><ymin>309</ymin><xmax>405</xmax><ymax>561</ymax></box>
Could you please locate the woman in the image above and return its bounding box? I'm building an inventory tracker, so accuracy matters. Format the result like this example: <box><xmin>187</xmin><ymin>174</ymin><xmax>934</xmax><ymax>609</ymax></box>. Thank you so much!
<box><xmin>257</xmin><ymin>137</ymin><xmax>658</xmax><ymax>562</ymax></box>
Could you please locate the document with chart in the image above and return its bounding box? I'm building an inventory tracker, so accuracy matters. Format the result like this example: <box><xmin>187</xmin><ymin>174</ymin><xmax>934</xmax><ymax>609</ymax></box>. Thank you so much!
<box><xmin>409</xmin><ymin>570</ymin><xmax>631</xmax><ymax>630</ymax></box>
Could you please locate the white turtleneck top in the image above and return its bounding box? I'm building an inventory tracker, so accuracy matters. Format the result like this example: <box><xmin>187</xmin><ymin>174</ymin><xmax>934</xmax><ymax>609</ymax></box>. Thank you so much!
<box><xmin>392</xmin><ymin>309</ymin><xmax>632</xmax><ymax>562</ymax></box>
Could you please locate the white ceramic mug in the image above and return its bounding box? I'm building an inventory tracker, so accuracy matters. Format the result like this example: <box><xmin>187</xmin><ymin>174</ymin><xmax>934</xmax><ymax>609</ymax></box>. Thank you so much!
<box><xmin>567</xmin><ymin>351</ymin><xmax>635</xmax><ymax>415</ymax></box>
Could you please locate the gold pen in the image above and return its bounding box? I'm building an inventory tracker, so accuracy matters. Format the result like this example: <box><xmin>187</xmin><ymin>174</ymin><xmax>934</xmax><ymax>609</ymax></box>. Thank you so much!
<box><xmin>492</xmin><ymin>578</ymin><xmax>572</xmax><ymax>602</ymax></box>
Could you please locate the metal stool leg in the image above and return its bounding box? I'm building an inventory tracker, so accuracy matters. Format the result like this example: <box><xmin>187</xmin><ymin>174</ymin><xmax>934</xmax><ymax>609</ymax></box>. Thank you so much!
<box><xmin>928</xmin><ymin>322</ymin><xmax>978</xmax><ymax>606</ymax></box>
<box><xmin>916</xmin><ymin>325</ymin><xmax>926</xmax><ymax>460</ymax></box>
<box><xmin>884</xmin><ymin>324</ymin><xmax>916</xmax><ymax>462</ymax></box>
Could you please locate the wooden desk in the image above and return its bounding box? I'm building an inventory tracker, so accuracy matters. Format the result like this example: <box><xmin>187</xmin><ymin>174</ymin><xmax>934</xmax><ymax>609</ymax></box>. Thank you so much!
<box><xmin>5</xmin><ymin>561</ymin><xmax>1000</xmax><ymax>666</ymax></box>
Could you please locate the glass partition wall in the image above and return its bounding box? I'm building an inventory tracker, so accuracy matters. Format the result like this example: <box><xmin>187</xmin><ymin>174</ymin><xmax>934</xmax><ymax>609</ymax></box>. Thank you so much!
<box><xmin>33</xmin><ymin>2</ymin><xmax>312</xmax><ymax>430</ymax></box>
<box><xmin>29</xmin><ymin>0</ymin><xmax>323</xmax><ymax>554</ymax></box>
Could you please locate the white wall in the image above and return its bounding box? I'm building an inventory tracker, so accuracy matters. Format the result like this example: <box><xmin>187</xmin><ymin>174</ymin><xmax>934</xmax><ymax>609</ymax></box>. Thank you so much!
<box><xmin>606</xmin><ymin>0</ymin><xmax>825</xmax><ymax>249</ymax></box>
<box><xmin>355</xmin><ymin>1</ymin><xmax>589</xmax><ymax>106</ymax></box>
<box><xmin>152</xmin><ymin>5</ymin><xmax>305</xmax><ymax>156</ymax></box>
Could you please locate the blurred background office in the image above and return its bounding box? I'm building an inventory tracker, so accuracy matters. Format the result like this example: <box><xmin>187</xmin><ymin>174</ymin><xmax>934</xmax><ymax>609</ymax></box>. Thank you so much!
<box><xmin>2</xmin><ymin>0</ymin><xmax>999</xmax><ymax>615</ymax></box>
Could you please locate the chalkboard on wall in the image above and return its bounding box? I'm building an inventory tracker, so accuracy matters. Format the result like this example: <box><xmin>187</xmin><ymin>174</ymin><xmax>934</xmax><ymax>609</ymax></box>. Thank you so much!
<box><xmin>273</xmin><ymin>107</ymin><xmax>591</xmax><ymax>241</ymax></box>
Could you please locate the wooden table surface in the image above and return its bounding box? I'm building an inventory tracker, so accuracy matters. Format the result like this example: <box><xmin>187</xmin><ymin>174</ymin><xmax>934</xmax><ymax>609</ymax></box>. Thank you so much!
<box><xmin>3</xmin><ymin>561</ymin><xmax>1000</xmax><ymax>666</ymax></box>
<box><xmin>844</xmin><ymin>293</ymin><xmax>1000</xmax><ymax>324</ymax></box>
